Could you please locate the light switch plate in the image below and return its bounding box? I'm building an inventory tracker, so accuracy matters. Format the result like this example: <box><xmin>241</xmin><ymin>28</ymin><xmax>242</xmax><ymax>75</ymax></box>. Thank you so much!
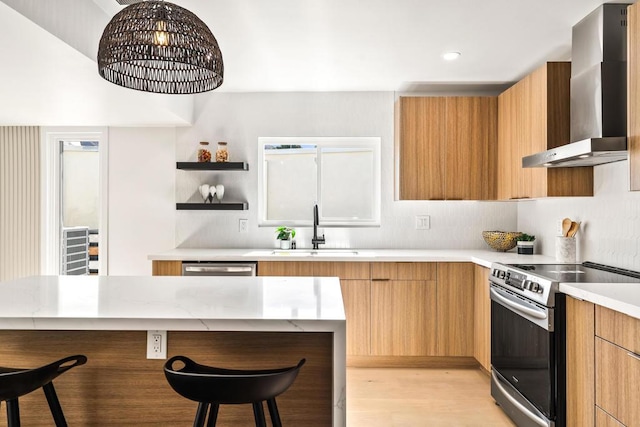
<box><xmin>415</xmin><ymin>215</ymin><xmax>430</xmax><ymax>230</ymax></box>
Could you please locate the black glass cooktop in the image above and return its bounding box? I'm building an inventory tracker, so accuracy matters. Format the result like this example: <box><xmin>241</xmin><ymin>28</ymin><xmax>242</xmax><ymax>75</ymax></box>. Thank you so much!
<box><xmin>507</xmin><ymin>261</ymin><xmax>640</xmax><ymax>284</ymax></box>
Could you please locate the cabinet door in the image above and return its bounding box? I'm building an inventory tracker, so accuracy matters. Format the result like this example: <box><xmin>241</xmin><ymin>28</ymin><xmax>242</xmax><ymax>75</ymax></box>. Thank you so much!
<box><xmin>313</xmin><ymin>262</ymin><xmax>370</xmax><ymax>280</ymax></box>
<box><xmin>596</xmin><ymin>337</ymin><xmax>640</xmax><ymax>426</ymax></box>
<box><xmin>596</xmin><ymin>407</ymin><xmax>625</xmax><ymax>427</ymax></box>
<box><xmin>398</xmin><ymin>97</ymin><xmax>446</xmax><ymax>200</ymax></box>
<box><xmin>497</xmin><ymin>88</ymin><xmax>514</xmax><ymax>200</ymax></box>
<box><xmin>445</xmin><ymin>97</ymin><xmax>497</xmax><ymax>200</ymax></box>
<box><xmin>566</xmin><ymin>296</ymin><xmax>595</xmax><ymax>427</ymax></box>
<box><xmin>341</xmin><ymin>280</ymin><xmax>370</xmax><ymax>356</ymax></box>
<box><xmin>152</xmin><ymin>261</ymin><xmax>182</xmax><ymax>276</ymax></box>
<box><xmin>370</xmin><ymin>280</ymin><xmax>437</xmax><ymax>356</ymax></box>
<box><xmin>436</xmin><ymin>263</ymin><xmax>474</xmax><ymax>356</ymax></box>
<box><xmin>473</xmin><ymin>265</ymin><xmax>490</xmax><ymax>371</ymax></box>
<box><xmin>257</xmin><ymin>261</ymin><xmax>314</xmax><ymax>276</ymax></box>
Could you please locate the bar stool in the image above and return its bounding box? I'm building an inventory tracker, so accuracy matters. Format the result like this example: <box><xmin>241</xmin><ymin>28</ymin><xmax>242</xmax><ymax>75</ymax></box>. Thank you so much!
<box><xmin>164</xmin><ymin>355</ymin><xmax>305</xmax><ymax>427</ymax></box>
<box><xmin>0</xmin><ymin>355</ymin><xmax>87</xmax><ymax>427</ymax></box>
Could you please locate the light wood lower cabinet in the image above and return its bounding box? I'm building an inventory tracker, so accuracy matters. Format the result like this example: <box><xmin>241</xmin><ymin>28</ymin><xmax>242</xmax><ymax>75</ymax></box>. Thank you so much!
<box><xmin>370</xmin><ymin>280</ymin><xmax>437</xmax><ymax>356</ymax></box>
<box><xmin>258</xmin><ymin>261</ymin><xmax>370</xmax><ymax>357</ymax></box>
<box><xmin>152</xmin><ymin>260</ymin><xmax>182</xmax><ymax>276</ymax></box>
<box><xmin>473</xmin><ymin>265</ymin><xmax>490</xmax><ymax>371</ymax></box>
<box><xmin>566</xmin><ymin>296</ymin><xmax>595</xmax><ymax>427</ymax></box>
<box><xmin>436</xmin><ymin>262</ymin><xmax>474</xmax><ymax>356</ymax></box>
<box><xmin>340</xmin><ymin>280</ymin><xmax>371</xmax><ymax>356</ymax></box>
<box><xmin>596</xmin><ymin>407</ymin><xmax>626</xmax><ymax>427</ymax></box>
<box><xmin>595</xmin><ymin>306</ymin><xmax>640</xmax><ymax>427</ymax></box>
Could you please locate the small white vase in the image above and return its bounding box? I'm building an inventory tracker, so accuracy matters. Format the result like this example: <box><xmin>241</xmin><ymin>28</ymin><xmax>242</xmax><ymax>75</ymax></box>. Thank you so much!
<box><xmin>199</xmin><ymin>184</ymin><xmax>210</xmax><ymax>202</ymax></box>
<box><xmin>279</xmin><ymin>239</ymin><xmax>291</xmax><ymax>250</ymax></box>
<box><xmin>215</xmin><ymin>184</ymin><xmax>225</xmax><ymax>202</ymax></box>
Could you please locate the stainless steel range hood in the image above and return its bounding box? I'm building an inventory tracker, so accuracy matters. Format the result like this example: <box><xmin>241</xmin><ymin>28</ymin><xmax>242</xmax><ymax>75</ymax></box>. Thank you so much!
<box><xmin>523</xmin><ymin>3</ymin><xmax>630</xmax><ymax>168</ymax></box>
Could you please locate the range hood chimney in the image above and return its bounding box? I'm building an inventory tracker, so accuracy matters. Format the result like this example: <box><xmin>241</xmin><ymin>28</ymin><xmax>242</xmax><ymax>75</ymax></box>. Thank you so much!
<box><xmin>523</xmin><ymin>3</ymin><xmax>630</xmax><ymax>168</ymax></box>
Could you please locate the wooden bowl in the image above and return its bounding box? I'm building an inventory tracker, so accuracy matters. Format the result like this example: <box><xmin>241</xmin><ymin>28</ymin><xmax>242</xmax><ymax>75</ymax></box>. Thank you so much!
<box><xmin>482</xmin><ymin>231</ymin><xmax>523</xmax><ymax>252</ymax></box>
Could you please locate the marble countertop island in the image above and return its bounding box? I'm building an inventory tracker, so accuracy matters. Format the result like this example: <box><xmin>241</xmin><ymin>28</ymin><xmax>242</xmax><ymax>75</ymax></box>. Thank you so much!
<box><xmin>0</xmin><ymin>275</ymin><xmax>346</xmax><ymax>426</ymax></box>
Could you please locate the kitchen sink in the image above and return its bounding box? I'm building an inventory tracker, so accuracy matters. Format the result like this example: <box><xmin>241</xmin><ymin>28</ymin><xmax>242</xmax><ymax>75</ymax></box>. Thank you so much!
<box><xmin>271</xmin><ymin>250</ymin><xmax>359</xmax><ymax>257</ymax></box>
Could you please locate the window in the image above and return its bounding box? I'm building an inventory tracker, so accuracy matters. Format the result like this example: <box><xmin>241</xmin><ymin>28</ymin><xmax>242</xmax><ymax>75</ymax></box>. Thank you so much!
<box><xmin>258</xmin><ymin>137</ymin><xmax>381</xmax><ymax>227</ymax></box>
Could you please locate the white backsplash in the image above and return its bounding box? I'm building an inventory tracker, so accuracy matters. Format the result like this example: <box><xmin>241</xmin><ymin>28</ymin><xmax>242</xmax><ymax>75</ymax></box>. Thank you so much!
<box><xmin>517</xmin><ymin>161</ymin><xmax>640</xmax><ymax>271</ymax></box>
<box><xmin>175</xmin><ymin>92</ymin><xmax>518</xmax><ymax>250</ymax></box>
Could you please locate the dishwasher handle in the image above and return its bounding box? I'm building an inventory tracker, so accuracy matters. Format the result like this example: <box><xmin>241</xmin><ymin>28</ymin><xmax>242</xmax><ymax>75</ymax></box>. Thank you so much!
<box><xmin>182</xmin><ymin>263</ymin><xmax>257</xmax><ymax>276</ymax></box>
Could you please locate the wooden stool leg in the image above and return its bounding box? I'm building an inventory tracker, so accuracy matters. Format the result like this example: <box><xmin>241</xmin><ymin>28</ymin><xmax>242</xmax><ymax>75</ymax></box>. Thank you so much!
<box><xmin>206</xmin><ymin>404</ymin><xmax>219</xmax><ymax>427</ymax></box>
<box><xmin>6</xmin><ymin>398</ymin><xmax>20</xmax><ymax>427</ymax></box>
<box><xmin>252</xmin><ymin>402</ymin><xmax>266</xmax><ymax>427</ymax></box>
<box><xmin>194</xmin><ymin>402</ymin><xmax>209</xmax><ymax>427</ymax></box>
<box><xmin>267</xmin><ymin>398</ymin><xmax>282</xmax><ymax>427</ymax></box>
<box><xmin>43</xmin><ymin>382</ymin><xmax>68</xmax><ymax>427</ymax></box>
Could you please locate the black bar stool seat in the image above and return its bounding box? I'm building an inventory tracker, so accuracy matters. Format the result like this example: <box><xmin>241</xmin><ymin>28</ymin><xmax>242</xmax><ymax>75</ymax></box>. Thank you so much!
<box><xmin>0</xmin><ymin>355</ymin><xmax>87</xmax><ymax>427</ymax></box>
<box><xmin>164</xmin><ymin>355</ymin><xmax>305</xmax><ymax>427</ymax></box>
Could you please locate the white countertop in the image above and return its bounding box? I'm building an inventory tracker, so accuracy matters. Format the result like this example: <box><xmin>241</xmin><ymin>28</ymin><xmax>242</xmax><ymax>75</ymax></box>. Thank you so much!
<box><xmin>0</xmin><ymin>275</ymin><xmax>346</xmax><ymax>330</ymax></box>
<box><xmin>148</xmin><ymin>248</ymin><xmax>640</xmax><ymax>320</ymax></box>
<box><xmin>148</xmin><ymin>248</ymin><xmax>557</xmax><ymax>268</ymax></box>
<box><xmin>560</xmin><ymin>282</ymin><xmax>640</xmax><ymax>320</ymax></box>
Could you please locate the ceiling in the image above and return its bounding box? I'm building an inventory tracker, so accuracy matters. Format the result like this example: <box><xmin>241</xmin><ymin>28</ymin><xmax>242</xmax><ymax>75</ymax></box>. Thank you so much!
<box><xmin>0</xmin><ymin>0</ymin><xmax>613</xmax><ymax>125</ymax></box>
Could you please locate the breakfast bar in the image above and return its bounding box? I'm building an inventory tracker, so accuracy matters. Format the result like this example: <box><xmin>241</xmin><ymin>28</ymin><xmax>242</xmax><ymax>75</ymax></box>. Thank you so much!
<box><xmin>0</xmin><ymin>275</ymin><xmax>346</xmax><ymax>426</ymax></box>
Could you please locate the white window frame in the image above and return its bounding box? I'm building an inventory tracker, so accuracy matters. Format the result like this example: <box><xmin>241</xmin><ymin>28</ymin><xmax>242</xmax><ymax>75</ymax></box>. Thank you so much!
<box><xmin>41</xmin><ymin>127</ymin><xmax>109</xmax><ymax>275</ymax></box>
<box><xmin>258</xmin><ymin>136</ymin><xmax>381</xmax><ymax>227</ymax></box>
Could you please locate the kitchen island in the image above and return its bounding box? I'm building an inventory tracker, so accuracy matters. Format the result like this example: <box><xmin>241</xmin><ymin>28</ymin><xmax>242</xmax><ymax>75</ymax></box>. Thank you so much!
<box><xmin>0</xmin><ymin>275</ymin><xmax>346</xmax><ymax>426</ymax></box>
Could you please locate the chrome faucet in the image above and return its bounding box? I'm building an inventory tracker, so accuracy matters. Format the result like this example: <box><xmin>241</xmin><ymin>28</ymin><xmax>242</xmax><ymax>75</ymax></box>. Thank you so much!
<box><xmin>312</xmin><ymin>204</ymin><xmax>325</xmax><ymax>249</ymax></box>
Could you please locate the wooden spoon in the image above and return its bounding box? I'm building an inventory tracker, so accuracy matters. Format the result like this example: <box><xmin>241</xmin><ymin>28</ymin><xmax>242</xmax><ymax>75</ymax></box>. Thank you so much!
<box><xmin>567</xmin><ymin>221</ymin><xmax>581</xmax><ymax>237</ymax></box>
<box><xmin>562</xmin><ymin>218</ymin><xmax>572</xmax><ymax>237</ymax></box>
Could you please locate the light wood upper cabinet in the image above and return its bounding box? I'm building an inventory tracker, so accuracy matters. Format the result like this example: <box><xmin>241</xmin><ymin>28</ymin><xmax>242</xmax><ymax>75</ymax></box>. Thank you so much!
<box><xmin>473</xmin><ymin>265</ymin><xmax>491</xmax><ymax>371</ymax></box>
<box><xmin>497</xmin><ymin>62</ymin><xmax>594</xmax><ymax>199</ymax></box>
<box><xmin>396</xmin><ymin>96</ymin><xmax>497</xmax><ymax>200</ymax></box>
<box><xmin>629</xmin><ymin>3</ymin><xmax>640</xmax><ymax>191</ymax></box>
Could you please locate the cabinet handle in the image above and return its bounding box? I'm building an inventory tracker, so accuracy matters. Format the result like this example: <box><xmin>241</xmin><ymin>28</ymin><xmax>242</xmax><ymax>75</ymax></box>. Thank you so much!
<box><xmin>627</xmin><ymin>351</ymin><xmax>640</xmax><ymax>362</ymax></box>
<box><xmin>371</xmin><ymin>278</ymin><xmax>390</xmax><ymax>281</ymax></box>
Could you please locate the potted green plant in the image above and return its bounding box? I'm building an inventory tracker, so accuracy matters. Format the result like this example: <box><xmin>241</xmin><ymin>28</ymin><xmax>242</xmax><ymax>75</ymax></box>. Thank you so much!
<box><xmin>516</xmin><ymin>233</ymin><xmax>536</xmax><ymax>255</ymax></box>
<box><xmin>275</xmin><ymin>226</ymin><xmax>296</xmax><ymax>250</ymax></box>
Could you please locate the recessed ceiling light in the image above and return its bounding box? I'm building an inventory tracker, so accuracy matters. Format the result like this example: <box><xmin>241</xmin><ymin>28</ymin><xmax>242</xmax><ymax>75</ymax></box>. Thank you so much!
<box><xmin>443</xmin><ymin>51</ymin><xmax>461</xmax><ymax>61</ymax></box>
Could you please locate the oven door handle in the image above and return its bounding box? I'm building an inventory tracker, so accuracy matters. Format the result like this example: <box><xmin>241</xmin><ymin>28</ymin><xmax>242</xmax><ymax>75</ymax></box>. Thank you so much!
<box><xmin>491</xmin><ymin>370</ymin><xmax>549</xmax><ymax>427</ymax></box>
<box><xmin>490</xmin><ymin>287</ymin><xmax>547</xmax><ymax>320</ymax></box>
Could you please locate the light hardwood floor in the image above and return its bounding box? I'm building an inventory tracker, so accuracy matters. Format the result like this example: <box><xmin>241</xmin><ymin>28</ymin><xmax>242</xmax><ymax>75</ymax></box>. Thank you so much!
<box><xmin>347</xmin><ymin>368</ymin><xmax>516</xmax><ymax>426</ymax></box>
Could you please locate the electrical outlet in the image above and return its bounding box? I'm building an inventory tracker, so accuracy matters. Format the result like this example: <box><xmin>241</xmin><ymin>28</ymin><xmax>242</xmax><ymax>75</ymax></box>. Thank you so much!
<box><xmin>556</xmin><ymin>219</ymin><xmax>564</xmax><ymax>236</ymax></box>
<box><xmin>415</xmin><ymin>215</ymin><xmax>430</xmax><ymax>230</ymax></box>
<box><xmin>147</xmin><ymin>330</ymin><xmax>167</xmax><ymax>359</ymax></box>
<box><xmin>239</xmin><ymin>218</ymin><xmax>248</xmax><ymax>233</ymax></box>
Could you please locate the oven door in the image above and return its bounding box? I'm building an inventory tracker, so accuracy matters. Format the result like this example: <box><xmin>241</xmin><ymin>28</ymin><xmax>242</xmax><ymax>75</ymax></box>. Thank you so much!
<box><xmin>490</xmin><ymin>285</ymin><xmax>555</xmax><ymax>426</ymax></box>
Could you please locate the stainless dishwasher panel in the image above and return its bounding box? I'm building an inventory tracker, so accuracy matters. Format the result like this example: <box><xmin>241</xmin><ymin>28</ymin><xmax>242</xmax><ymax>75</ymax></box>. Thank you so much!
<box><xmin>182</xmin><ymin>262</ymin><xmax>257</xmax><ymax>276</ymax></box>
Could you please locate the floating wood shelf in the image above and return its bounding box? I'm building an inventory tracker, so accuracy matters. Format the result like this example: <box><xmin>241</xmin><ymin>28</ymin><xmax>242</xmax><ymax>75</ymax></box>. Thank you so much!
<box><xmin>176</xmin><ymin>162</ymin><xmax>249</xmax><ymax>171</ymax></box>
<box><xmin>176</xmin><ymin>202</ymin><xmax>249</xmax><ymax>211</ymax></box>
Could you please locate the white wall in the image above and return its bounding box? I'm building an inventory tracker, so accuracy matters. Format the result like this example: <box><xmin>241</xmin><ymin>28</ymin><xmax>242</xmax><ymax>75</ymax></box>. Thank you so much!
<box><xmin>175</xmin><ymin>92</ymin><xmax>517</xmax><ymax>249</ymax></box>
<box><xmin>518</xmin><ymin>161</ymin><xmax>640</xmax><ymax>270</ymax></box>
<box><xmin>108</xmin><ymin>127</ymin><xmax>176</xmax><ymax>275</ymax></box>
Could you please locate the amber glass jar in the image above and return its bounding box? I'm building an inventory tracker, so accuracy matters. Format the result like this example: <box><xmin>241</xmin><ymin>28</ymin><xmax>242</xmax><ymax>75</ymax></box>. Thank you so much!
<box><xmin>216</xmin><ymin>141</ymin><xmax>229</xmax><ymax>162</ymax></box>
<box><xmin>197</xmin><ymin>141</ymin><xmax>211</xmax><ymax>162</ymax></box>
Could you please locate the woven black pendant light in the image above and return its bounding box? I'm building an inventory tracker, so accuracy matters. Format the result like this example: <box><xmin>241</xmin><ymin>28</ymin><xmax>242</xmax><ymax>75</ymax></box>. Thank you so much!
<box><xmin>97</xmin><ymin>0</ymin><xmax>223</xmax><ymax>94</ymax></box>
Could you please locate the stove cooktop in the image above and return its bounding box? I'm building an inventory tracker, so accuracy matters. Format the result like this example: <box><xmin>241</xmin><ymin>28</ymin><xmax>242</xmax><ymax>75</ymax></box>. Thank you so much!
<box><xmin>507</xmin><ymin>262</ymin><xmax>640</xmax><ymax>284</ymax></box>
